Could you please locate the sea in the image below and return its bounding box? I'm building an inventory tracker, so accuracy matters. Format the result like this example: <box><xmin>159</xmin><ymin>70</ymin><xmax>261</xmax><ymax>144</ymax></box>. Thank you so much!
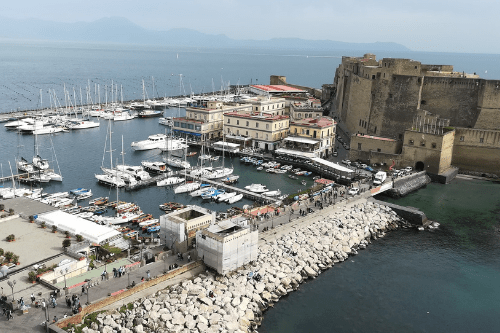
<box><xmin>1</xmin><ymin>40</ymin><xmax>499</xmax><ymax>332</ymax></box>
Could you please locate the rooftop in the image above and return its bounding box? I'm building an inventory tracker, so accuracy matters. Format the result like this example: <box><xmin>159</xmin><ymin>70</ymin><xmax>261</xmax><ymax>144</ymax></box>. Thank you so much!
<box><xmin>291</xmin><ymin>117</ymin><xmax>334</xmax><ymax>127</ymax></box>
<box><xmin>250</xmin><ymin>85</ymin><xmax>306</xmax><ymax>93</ymax></box>
<box><xmin>224</xmin><ymin>111</ymin><xmax>289</xmax><ymax>121</ymax></box>
<box><xmin>354</xmin><ymin>134</ymin><xmax>397</xmax><ymax>142</ymax></box>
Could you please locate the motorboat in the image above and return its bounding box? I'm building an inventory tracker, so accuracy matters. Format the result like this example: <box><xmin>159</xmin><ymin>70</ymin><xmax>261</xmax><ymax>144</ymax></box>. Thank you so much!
<box><xmin>16</xmin><ymin>157</ymin><xmax>36</xmax><ymax>173</ymax></box>
<box><xmin>139</xmin><ymin>219</ymin><xmax>160</xmax><ymax>230</ymax></box>
<box><xmin>32</xmin><ymin>125</ymin><xmax>66</xmax><ymax>135</ymax></box>
<box><xmin>274</xmin><ymin>169</ymin><xmax>287</xmax><ymax>174</ymax></box>
<box><xmin>157</xmin><ymin>177</ymin><xmax>184</xmax><ymax>186</ymax></box>
<box><xmin>226</xmin><ymin>193</ymin><xmax>243</xmax><ymax>204</ymax></box>
<box><xmin>4</xmin><ymin>119</ymin><xmax>27</xmax><ymax>129</ymax></box>
<box><xmin>256</xmin><ymin>166</ymin><xmax>263</xmax><ymax>171</ymax></box>
<box><xmin>131</xmin><ymin>134</ymin><xmax>168</xmax><ymax>151</ymax></box>
<box><xmin>159</xmin><ymin>202</ymin><xmax>185</xmax><ymax>211</ymax></box>
<box><xmin>138</xmin><ymin>110</ymin><xmax>162</xmax><ymax>118</ymax></box>
<box><xmin>216</xmin><ymin>192</ymin><xmax>236</xmax><ymax>203</ymax></box>
<box><xmin>44</xmin><ymin>170</ymin><xmax>63</xmax><ymax>181</ymax></box>
<box><xmin>141</xmin><ymin>161</ymin><xmax>171</xmax><ymax>174</ymax></box>
<box><xmin>90</xmin><ymin>196</ymin><xmax>109</xmax><ymax>206</ymax></box>
<box><xmin>95</xmin><ymin>174</ymin><xmax>126</xmax><ymax>187</ymax></box>
<box><xmin>159</xmin><ymin>138</ymin><xmax>189</xmax><ymax>152</ymax></box>
<box><xmin>163</xmin><ymin>156</ymin><xmax>190</xmax><ymax>169</ymax></box>
<box><xmin>174</xmin><ymin>181</ymin><xmax>200</xmax><ymax>194</ymax></box>
<box><xmin>159</xmin><ymin>117</ymin><xmax>173</xmax><ymax>126</ymax></box>
<box><xmin>201</xmin><ymin>188</ymin><xmax>225</xmax><ymax>200</ymax></box>
<box><xmin>221</xmin><ymin>175</ymin><xmax>240</xmax><ymax>184</ymax></box>
<box><xmin>75</xmin><ymin>189</ymin><xmax>93</xmax><ymax>200</ymax></box>
<box><xmin>263</xmin><ymin>190</ymin><xmax>281</xmax><ymax>197</ymax></box>
<box><xmin>244</xmin><ymin>184</ymin><xmax>268</xmax><ymax>193</ymax></box>
<box><xmin>116</xmin><ymin>165</ymin><xmax>151</xmax><ymax>180</ymax></box>
<box><xmin>113</xmin><ymin>111</ymin><xmax>136</xmax><ymax>122</ymax></box>
<box><xmin>67</xmin><ymin>119</ymin><xmax>100</xmax><ymax>129</ymax></box>
<box><xmin>189</xmin><ymin>185</ymin><xmax>215</xmax><ymax>197</ymax></box>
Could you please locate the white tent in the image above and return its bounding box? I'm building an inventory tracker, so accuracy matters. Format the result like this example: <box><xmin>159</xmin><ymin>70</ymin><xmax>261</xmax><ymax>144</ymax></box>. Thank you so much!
<box><xmin>37</xmin><ymin>210</ymin><xmax>121</xmax><ymax>245</ymax></box>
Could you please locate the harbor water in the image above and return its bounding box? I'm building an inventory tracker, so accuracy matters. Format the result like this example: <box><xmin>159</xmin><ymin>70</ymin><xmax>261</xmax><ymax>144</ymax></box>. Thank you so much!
<box><xmin>1</xmin><ymin>41</ymin><xmax>500</xmax><ymax>332</ymax></box>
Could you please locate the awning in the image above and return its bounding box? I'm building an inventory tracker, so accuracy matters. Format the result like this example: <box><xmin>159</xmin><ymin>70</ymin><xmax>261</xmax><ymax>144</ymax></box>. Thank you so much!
<box><xmin>311</xmin><ymin>157</ymin><xmax>354</xmax><ymax>174</ymax></box>
<box><xmin>226</xmin><ymin>134</ymin><xmax>252</xmax><ymax>141</ymax></box>
<box><xmin>284</xmin><ymin>137</ymin><xmax>319</xmax><ymax>145</ymax></box>
<box><xmin>173</xmin><ymin>129</ymin><xmax>201</xmax><ymax>136</ymax></box>
<box><xmin>274</xmin><ymin>148</ymin><xmax>317</xmax><ymax>159</ymax></box>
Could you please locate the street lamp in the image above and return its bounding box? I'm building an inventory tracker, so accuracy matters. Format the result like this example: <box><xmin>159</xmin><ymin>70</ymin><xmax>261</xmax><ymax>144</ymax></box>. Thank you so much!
<box><xmin>86</xmin><ymin>285</ymin><xmax>90</xmax><ymax>305</ymax></box>
<box><xmin>61</xmin><ymin>267</ymin><xmax>69</xmax><ymax>289</ymax></box>
<box><xmin>42</xmin><ymin>297</ymin><xmax>49</xmax><ymax>333</ymax></box>
<box><xmin>7</xmin><ymin>280</ymin><xmax>16</xmax><ymax>301</ymax></box>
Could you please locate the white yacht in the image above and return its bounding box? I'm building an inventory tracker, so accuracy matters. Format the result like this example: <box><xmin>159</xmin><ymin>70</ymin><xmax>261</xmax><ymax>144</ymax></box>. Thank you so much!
<box><xmin>113</xmin><ymin>111</ymin><xmax>136</xmax><ymax>122</ymax></box>
<box><xmin>101</xmin><ymin>167</ymin><xmax>138</xmax><ymax>186</ymax></box>
<box><xmin>32</xmin><ymin>155</ymin><xmax>50</xmax><ymax>170</ymax></box>
<box><xmin>205</xmin><ymin>167</ymin><xmax>234</xmax><ymax>179</ymax></box>
<box><xmin>174</xmin><ymin>181</ymin><xmax>201</xmax><ymax>194</ymax></box>
<box><xmin>141</xmin><ymin>161</ymin><xmax>171</xmax><ymax>174</ymax></box>
<box><xmin>67</xmin><ymin>119</ymin><xmax>100</xmax><ymax>129</ymax></box>
<box><xmin>157</xmin><ymin>177</ymin><xmax>184</xmax><ymax>186</ymax></box>
<box><xmin>4</xmin><ymin>119</ymin><xmax>28</xmax><ymax>128</ymax></box>
<box><xmin>244</xmin><ymin>184</ymin><xmax>269</xmax><ymax>193</ymax></box>
<box><xmin>226</xmin><ymin>193</ymin><xmax>243</xmax><ymax>204</ymax></box>
<box><xmin>116</xmin><ymin>165</ymin><xmax>151</xmax><ymax>180</ymax></box>
<box><xmin>131</xmin><ymin>134</ymin><xmax>168</xmax><ymax>151</ymax></box>
<box><xmin>158</xmin><ymin>138</ymin><xmax>189</xmax><ymax>152</ymax></box>
<box><xmin>163</xmin><ymin>156</ymin><xmax>190</xmax><ymax>169</ymax></box>
<box><xmin>263</xmin><ymin>190</ymin><xmax>282</xmax><ymax>197</ymax></box>
<box><xmin>33</xmin><ymin>125</ymin><xmax>65</xmax><ymax>135</ymax></box>
<box><xmin>159</xmin><ymin>117</ymin><xmax>173</xmax><ymax>126</ymax></box>
<box><xmin>95</xmin><ymin>174</ymin><xmax>126</xmax><ymax>187</ymax></box>
<box><xmin>189</xmin><ymin>185</ymin><xmax>215</xmax><ymax>197</ymax></box>
<box><xmin>16</xmin><ymin>157</ymin><xmax>36</xmax><ymax>173</ymax></box>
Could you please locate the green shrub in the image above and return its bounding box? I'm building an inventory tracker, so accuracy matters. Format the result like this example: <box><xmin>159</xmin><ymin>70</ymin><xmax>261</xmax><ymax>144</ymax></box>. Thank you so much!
<box><xmin>28</xmin><ymin>271</ymin><xmax>37</xmax><ymax>282</ymax></box>
<box><xmin>0</xmin><ymin>248</ymin><xmax>4</xmax><ymax>256</ymax></box>
<box><xmin>76</xmin><ymin>234</ymin><xmax>84</xmax><ymax>242</ymax></box>
<box><xmin>62</xmin><ymin>239</ymin><xmax>71</xmax><ymax>248</ymax></box>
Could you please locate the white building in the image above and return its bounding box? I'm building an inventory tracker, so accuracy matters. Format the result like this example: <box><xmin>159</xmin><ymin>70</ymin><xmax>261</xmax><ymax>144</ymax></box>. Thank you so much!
<box><xmin>196</xmin><ymin>219</ymin><xmax>258</xmax><ymax>275</ymax></box>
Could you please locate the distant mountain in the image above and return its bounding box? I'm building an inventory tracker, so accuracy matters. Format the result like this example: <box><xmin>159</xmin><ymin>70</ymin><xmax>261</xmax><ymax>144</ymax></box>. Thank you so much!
<box><xmin>0</xmin><ymin>16</ymin><xmax>410</xmax><ymax>52</ymax></box>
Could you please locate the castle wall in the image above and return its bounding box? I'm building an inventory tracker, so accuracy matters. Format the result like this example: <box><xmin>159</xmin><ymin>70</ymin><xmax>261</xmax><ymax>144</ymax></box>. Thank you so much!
<box><xmin>452</xmin><ymin>128</ymin><xmax>500</xmax><ymax>176</ymax></box>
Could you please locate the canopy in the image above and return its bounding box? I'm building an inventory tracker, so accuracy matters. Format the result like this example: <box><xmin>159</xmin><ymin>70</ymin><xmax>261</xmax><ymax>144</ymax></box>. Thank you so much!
<box><xmin>274</xmin><ymin>148</ymin><xmax>317</xmax><ymax>159</ymax></box>
<box><xmin>284</xmin><ymin>137</ymin><xmax>319</xmax><ymax>145</ymax></box>
<box><xmin>37</xmin><ymin>210</ymin><xmax>121</xmax><ymax>245</ymax></box>
<box><xmin>310</xmin><ymin>157</ymin><xmax>354</xmax><ymax>174</ymax></box>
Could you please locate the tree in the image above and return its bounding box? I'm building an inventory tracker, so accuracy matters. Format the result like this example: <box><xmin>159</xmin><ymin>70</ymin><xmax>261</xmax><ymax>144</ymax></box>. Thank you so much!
<box><xmin>62</xmin><ymin>239</ymin><xmax>71</xmax><ymax>248</ymax></box>
<box><xmin>0</xmin><ymin>248</ymin><xmax>4</xmax><ymax>256</ymax></box>
<box><xmin>41</xmin><ymin>222</ymin><xmax>46</xmax><ymax>229</ymax></box>
<box><xmin>52</xmin><ymin>225</ymin><xmax>58</xmax><ymax>233</ymax></box>
<box><xmin>12</xmin><ymin>255</ymin><xmax>19</xmax><ymax>264</ymax></box>
<box><xmin>8</xmin><ymin>208</ymin><xmax>14</xmax><ymax>216</ymax></box>
<box><xmin>64</xmin><ymin>231</ymin><xmax>70</xmax><ymax>238</ymax></box>
<box><xmin>5</xmin><ymin>251</ymin><xmax>14</xmax><ymax>261</ymax></box>
<box><xmin>76</xmin><ymin>234</ymin><xmax>83</xmax><ymax>242</ymax></box>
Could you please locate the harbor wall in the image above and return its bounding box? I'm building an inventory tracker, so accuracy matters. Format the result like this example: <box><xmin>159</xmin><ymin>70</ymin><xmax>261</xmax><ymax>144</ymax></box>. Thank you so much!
<box><xmin>368</xmin><ymin>198</ymin><xmax>428</xmax><ymax>226</ymax></box>
<box><xmin>386</xmin><ymin>171</ymin><xmax>431</xmax><ymax>197</ymax></box>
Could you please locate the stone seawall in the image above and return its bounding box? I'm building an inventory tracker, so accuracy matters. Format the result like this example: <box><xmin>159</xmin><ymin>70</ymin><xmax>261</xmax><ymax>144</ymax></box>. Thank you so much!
<box><xmin>387</xmin><ymin>171</ymin><xmax>431</xmax><ymax>197</ymax></box>
<box><xmin>66</xmin><ymin>201</ymin><xmax>407</xmax><ymax>333</ymax></box>
<box><xmin>369</xmin><ymin>198</ymin><xmax>428</xmax><ymax>226</ymax></box>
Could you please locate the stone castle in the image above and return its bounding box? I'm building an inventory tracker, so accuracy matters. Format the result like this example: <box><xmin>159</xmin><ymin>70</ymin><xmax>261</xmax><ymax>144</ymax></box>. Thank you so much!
<box><xmin>332</xmin><ymin>54</ymin><xmax>500</xmax><ymax>178</ymax></box>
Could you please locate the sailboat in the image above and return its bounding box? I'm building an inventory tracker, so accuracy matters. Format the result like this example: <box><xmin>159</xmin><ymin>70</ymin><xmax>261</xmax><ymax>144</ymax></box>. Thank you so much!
<box><xmin>174</xmin><ymin>149</ymin><xmax>200</xmax><ymax>193</ymax></box>
<box><xmin>95</xmin><ymin>121</ymin><xmax>126</xmax><ymax>188</ymax></box>
<box><xmin>101</xmin><ymin>136</ymin><xmax>139</xmax><ymax>186</ymax></box>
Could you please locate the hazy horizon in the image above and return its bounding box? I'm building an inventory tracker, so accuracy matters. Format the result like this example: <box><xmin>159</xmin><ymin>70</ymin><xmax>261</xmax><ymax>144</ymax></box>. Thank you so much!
<box><xmin>2</xmin><ymin>0</ymin><xmax>500</xmax><ymax>54</ymax></box>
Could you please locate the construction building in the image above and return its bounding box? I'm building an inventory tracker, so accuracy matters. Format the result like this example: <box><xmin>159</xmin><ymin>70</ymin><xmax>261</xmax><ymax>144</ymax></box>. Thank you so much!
<box><xmin>196</xmin><ymin>219</ymin><xmax>258</xmax><ymax>275</ymax></box>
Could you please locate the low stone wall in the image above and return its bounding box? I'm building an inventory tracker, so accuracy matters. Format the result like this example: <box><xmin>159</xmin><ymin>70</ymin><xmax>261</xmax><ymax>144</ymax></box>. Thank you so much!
<box><xmin>387</xmin><ymin>171</ymin><xmax>431</xmax><ymax>197</ymax></box>
<box><xmin>369</xmin><ymin>198</ymin><xmax>428</xmax><ymax>226</ymax></box>
<box><xmin>57</xmin><ymin>260</ymin><xmax>203</xmax><ymax>329</ymax></box>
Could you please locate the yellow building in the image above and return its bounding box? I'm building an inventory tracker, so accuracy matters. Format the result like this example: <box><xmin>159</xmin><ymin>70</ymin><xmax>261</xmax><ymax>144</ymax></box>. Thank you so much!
<box><xmin>224</xmin><ymin>110</ymin><xmax>289</xmax><ymax>151</ymax></box>
<box><xmin>281</xmin><ymin>117</ymin><xmax>335</xmax><ymax>158</ymax></box>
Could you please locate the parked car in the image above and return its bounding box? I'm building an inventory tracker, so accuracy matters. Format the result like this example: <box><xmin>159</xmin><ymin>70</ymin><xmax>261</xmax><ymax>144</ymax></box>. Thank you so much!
<box><xmin>364</xmin><ymin>166</ymin><xmax>374</xmax><ymax>172</ymax></box>
<box><xmin>360</xmin><ymin>163</ymin><xmax>368</xmax><ymax>169</ymax></box>
<box><xmin>342</xmin><ymin>159</ymin><xmax>351</xmax><ymax>166</ymax></box>
<box><xmin>348</xmin><ymin>187</ymin><xmax>360</xmax><ymax>196</ymax></box>
<box><xmin>344</xmin><ymin>145</ymin><xmax>350</xmax><ymax>150</ymax></box>
<box><xmin>332</xmin><ymin>150</ymin><xmax>338</xmax><ymax>157</ymax></box>
<box><xmin>405</xmin><ymin>166</ymin><xmax>413</xmax><ymax>172</ymax></box>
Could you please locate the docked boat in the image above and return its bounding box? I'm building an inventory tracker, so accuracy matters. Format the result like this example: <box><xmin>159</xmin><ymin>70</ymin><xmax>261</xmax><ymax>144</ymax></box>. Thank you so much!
<box><xmin>163</xmin><ymin>156</ymin><xmax>190</xmax><ymax>169</ymax></box>
<box><xmin>141</xmin><ymin>161</ymin><xmax>171</xmax><ymax>174</ymax></box>
<box><xmin>226</xmin><ymin>193</ymin><xmax>243</xmax><ymax>204</ymax></box>
<box><xmin>138</xmin><ymin>110</ymin><xmax>162</xmax><ymax>118</ymax></box>
<box><xmin>288</xmin><ymin>175</ymin><xmax>298</xmax><ymax>180</ymax></box>
<box><xmin>131</xmin><ymin>134</ymin><xmax>168</xmax><ymax>151</ymax></box>
<box><xmin>32</xmin><ymin>155</ymin><xmax>50</xmax><ymax>170</ymax></box>
<box><xmin>274</xmin><ymin>169</ymin><xmax>287</xmax><ymax>174</ymax></box>
<box><xmin>159</xmin><ymin>202</ymin><xmax>185</xmax><ymax>211</ymax></box>
<box><xmin>221</xmin><ymin>175</ymin><xmax>240</xmax><ymax>184</ymax></box>
<box><xmin>301</xmin><ymin>180</ymin><xmax>307</xmax><ymax>186</ymax></box>
<box><xmin>89</xmin><ymin>197</ymin><xmax>109</xmax><ymax>206</ymax></box>
<box><xmin>244</xmin><ymin>184</ymin><xmax>269</xmax><ymax>193</ymax></box>
<box><xmin>75</xmin><ymin>189</ymin><xmax>93</xmax><ymax>200</ymax></box>
<box><xmin>95</xmin><ymin>173</ymin><xmax>127</xmax><ymax>187</ymax></box>
<box><xmin>67</xmin><ymin>119</ymin><xmax>100</xmax><ymax>129</ymax></box>
<box><xmin>157</xmin><ymin>177</ymin><xmax>184</xmax><ymax>186</ymax></box>
<box><xmin>123</xmin><ymin>230</ymin><xmax>139</xmax><ymax>238</ymax></box>
<box><xmin>116</xmin><ymin>165</ymin><xmax>151</xmax><ymax>180</ymax></box>
<box><xmin>131</xmin><ymin>213</ymin><xmax>153</xmax><ymax>223</ymax></box>
<box><xmin>159</xmin><ymin>117</ymin><xmax>173</xmax><ymax>126</ymax></box>
<box><xmin>16</xmin><ymin>157</ymin><xmax>36</xmax><ymax>173</ymax></box>
<box><xmin>174</xmin><ymin>181</ymin><xmax>201</xmax><ymax>194</ymax></box>
<box><xmin>201</xmin><ymin>188</ymin><xmax>225</xmax><ymax>200</ymax></box>
<box><xmin>256</xmin><ymin>166</ymin><xmax>263</xmax><ymax>171</ymax></box>
<box><xmin>189</xmin><ymin>185</ymin><xmax>214</xmax><ymax>197</ymax></box>
<box><xmin>186</xmin><ymin>151</ymin><xmax>197</xmax><ymax>157</ymax></box>
<box><xmin>113</xmin><ymin>111</ymin><xmax>136</xmax><ymax>122</ymax></box>
<box><xmin>139</xmin><ymin>219</ymin><xmax>160</xmax><ymax>231</ymax></box>
<box><xmin>216</xmin><ymin>192</ymin><xmax>237</xmax><ymax>203</ymax></box>
<box><xmin>158</xmin><ymin>138</ymin><xmax>189</xmax><ymax>152</ymax></box>
<box><xmin>205</xmin><ymin>167</ymin><xmax>233</xmax><ymax>179</ymax></box>
<box><xmin>263</xmin><ymin>190</ymin><xmax>281</xmax><ymax>197</ymax></box>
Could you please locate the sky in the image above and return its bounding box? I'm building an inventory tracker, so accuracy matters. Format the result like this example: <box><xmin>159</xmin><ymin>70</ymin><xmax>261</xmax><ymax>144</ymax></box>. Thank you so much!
<box><xmin>3</xmin><ymin>0</ymin><xmax>500</xmax><ymax>54</ymax></box>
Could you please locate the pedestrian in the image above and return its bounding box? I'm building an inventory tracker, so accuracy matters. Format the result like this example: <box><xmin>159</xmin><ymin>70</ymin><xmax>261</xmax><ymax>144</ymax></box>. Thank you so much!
<box><xmin>66</xmin><ymin>297</ymin><xmax>71</xmax><ymax>307</ymax></box>
<box><xmin>7</xmin><ymin>309</ymin><xmax>12</xmax><ymax>320</ymax></box>
<box><xmin>113</xmin><ymin>268</ymin><xmax>117</xmax><ymax>278</ymax></box>
<box><xmin>53</xmin><ymin>315</ymin><xmax>58</xmax><ymax>323</ymax></box>
<box><xmin>141</xmin><ymin>277</ymin><xmax>144</xmax><ymax>282</ymax></box>
<box><xmin>31</xmin><ymin>293</ymin><xmax>35</xmax><ymax>304</ymax></box>
<box><xmin>41</xmin><ymin>300</ymin><xmax>46</xmax><ymax>309</ymax></box>
<box><xmin>101</xmin><ymin>270</ymin><xmax>105</xmax><ymax>281</ymax></box>
<box><xmin>19</xmin><ymin>297</ymin><xmax>24</xmax><ymax>307</ymax></box>
<box><xmin>2</xmin><ymin>307</ymin><xmax>7</xmax><ymax>316</ymax></box>
<box><xmin>146</xmin><ymin>270</ymin><xmax>150</xmax><ymax>280</ymax></box>
<box><xmin>63</xmin><ymin>313</ymin><xmax>68</xmax><ymax>319</ymax></box>
<box><xmin>51</xmin><ymin>297</ymin><xmax>57</xmax><ymax>308</ymax></box>
<box><xmin>81</xmin><ymin>285</ymin><xmax>86</xmax><ymax>296</ymax></box>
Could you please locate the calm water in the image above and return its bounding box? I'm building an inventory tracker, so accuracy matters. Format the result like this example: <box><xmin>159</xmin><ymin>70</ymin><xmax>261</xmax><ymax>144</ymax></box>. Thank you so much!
<box><xmin>259</xmin><ymin>179</ymin><xmax>500</xmax><ymax>333</ymax></box>
<box><xmin>1</xmin><ymin>41</ymin><xmax>500</xmax><ymax>332</ymax></box>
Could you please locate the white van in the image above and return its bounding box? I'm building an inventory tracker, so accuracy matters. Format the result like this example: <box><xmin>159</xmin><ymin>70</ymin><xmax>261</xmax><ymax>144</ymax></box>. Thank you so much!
<box><xmin>373</xmin><ymin>171</ymin><xmax>387</xmax><ymax>185</ymax></box>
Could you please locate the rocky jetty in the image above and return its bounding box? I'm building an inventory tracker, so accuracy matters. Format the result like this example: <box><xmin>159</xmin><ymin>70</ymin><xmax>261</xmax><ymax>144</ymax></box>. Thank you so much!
<box><xmin>74</xmin><ymin>202</ymin><xmax>403</xmax><ymax>333</ymax></box>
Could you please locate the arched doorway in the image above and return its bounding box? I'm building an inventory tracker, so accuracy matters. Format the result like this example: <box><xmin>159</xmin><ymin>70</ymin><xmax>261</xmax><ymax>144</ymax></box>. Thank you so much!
<box><xmin>415</xmin><ymin>161</ymin><xmax>425</xmax><ymax>171</ymax></box>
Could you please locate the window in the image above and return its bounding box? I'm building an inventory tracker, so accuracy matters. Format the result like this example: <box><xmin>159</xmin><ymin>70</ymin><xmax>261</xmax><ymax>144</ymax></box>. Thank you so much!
<box><xmin>358</xmin><ymin>143</ymin><xmax>362</xmax><ymax>150</ymax></box>
<box><xmin>227</xmin><ymin>119</ymin><xmax>230</xmax><ymax>124</ymax></box>
<box><xmin>236</xmin><ymin>120</ymin><xmax>239</xmax><ymax>125</ymax></box>
<box><xmin>255</xmin><ymin>107</ymin><xmax>258</xmax><ymax>111</ymax></box>
<box><xmin>431</xmin><ymin>143</ymin><xmax>437</xmax><ymax>148</ymax></box>
<box><xmin>174</xmin><ymin>121</ymin><xmax>179</xmax><ymax>127</ymax></box>
<box><xmin>460</xmin><ymin>136</ymin><xmax>464</xmax><ymax>141</ymax></box>
<box><xmin>359</xmin><ymin>119</ymin><xmax>362</xmax><ymax>126</ymax></box>
<box><xmin>255</xmin><ymin>132</ymin><xmax>258</xmax><ymax>138</ymax></box>
<box><xmin>374</xmin><ymin>126</ymin><xmax>377</xmax><ymax>134</ymax></box>
<box><xmin>389</xmin><ymin>93</ymin><xmax>393</xmax><ymax>98</ymax></box>
<box><xmin>399</xmin><ymin>134</ymin><xmax>403</xmax><ymax>140</ymax></box>
<box><xmin>306</xmin><ymin>130</ymin><xmax>310</xmax><ymax>135</ymax></box>
<box><xmin>266</xmin><ymin>124</ymin><xmax>269</xmax><ymax>129</ymax></box>
<box><xmin>236</xmin><ymin>130</ymin><xmax>239</xmax><ymax>135</ymax></box>
<box><xmin>181</xmin><ymin>123</ymin><xmax>187</xmax><ymax>128</ymax></box>
<box><xmin>409</xmin><ymin>140</ymin><xmax>414</xmax><ymax>145</ymax></box>
<box><xmin>246</xmin><ymin>131</ymin><xmax>248</xmax><ymax>136</ymax></box>
<box><xmin>266</xmin><ymin>134</ymin><xmax>268</xmax><ymax>140</ymax></box>
<box><xmin>256</xmin><ymin>123</ymin><xmax>259</xmax><ymax>128</ymax></box>
<box><xmin>480</xmin><ymin>137</ymin><xmax>484</xmax><ymax>143</ymax></box>
<box><xmin>246</xmin><ymin>121</ymin><xmax>249</xmax><ymax>126</ymax></box>
<box><xmin>372</xmin><ymin>75</ymin><xmax>375</xmax><ymax>79</ymax></box>
<box><xmin>187</xmin><ymin>124</ymin><xmax>194</xmax><ymax>130</ymax></box>
<box><xmin>195</xmin><ymin>125</ymin><xmax>201</xmax><ymax>131</ymax></box>
<box><xmin>420</xmin><ymin>141</ymin><xmax>425</xmax><ymax>147</ymax></box>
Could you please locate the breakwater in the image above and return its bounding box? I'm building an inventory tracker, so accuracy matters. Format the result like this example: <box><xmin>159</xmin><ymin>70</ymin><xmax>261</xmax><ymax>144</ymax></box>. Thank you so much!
<box><xmin>387</xmin><ymin>171</ymin><xmax>431</xmax><ymax>197</ymax></box>
<box><xmin>68</xmin><ymin>200</ymin><xmax>406</xmax><ymax>332</ymax></box>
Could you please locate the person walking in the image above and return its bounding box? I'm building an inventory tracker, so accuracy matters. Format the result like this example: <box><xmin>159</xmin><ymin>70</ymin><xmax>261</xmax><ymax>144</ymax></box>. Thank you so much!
<box><xmin>81</xmin><ymin>285</ymin><xmax>86</xmax><ymax>296</ymax></box>
<box><xmin>146</xmin><ymin>270</ymin><xmax>150</xmax><ymax>280</ymax></box>
<box><xmin>31</xmin><ymin>293</ymin><xmax>35</xmax><ymax>304</ymax></box>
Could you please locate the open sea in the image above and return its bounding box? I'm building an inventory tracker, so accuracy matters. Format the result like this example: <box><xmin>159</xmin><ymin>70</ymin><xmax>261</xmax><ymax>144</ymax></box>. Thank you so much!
<box><xmin>1</xmin><ymin>40</ymin><xmax>499</xmax><ymax>332</ymax></box>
